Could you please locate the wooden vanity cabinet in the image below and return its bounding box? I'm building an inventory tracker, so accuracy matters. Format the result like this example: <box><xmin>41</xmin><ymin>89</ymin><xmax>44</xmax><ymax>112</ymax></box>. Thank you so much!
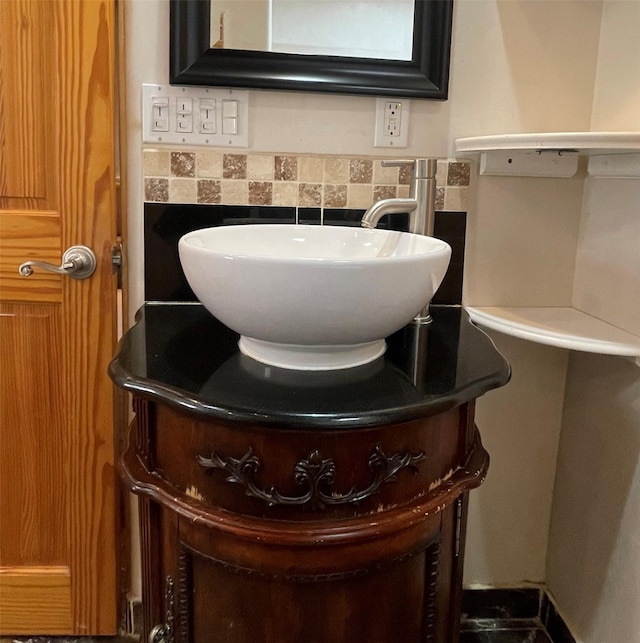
<box><xmin>121</xmin><ymin>397</ymin><xmax>487</xmax><ymax>643</ymax></box>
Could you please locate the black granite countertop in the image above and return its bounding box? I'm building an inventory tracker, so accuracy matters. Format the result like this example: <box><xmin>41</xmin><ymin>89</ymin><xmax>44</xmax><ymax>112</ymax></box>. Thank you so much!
<box><xmin>109</xmin><ymin>304</ymin><xmax>510</xmax><ymax>429</ymax></box>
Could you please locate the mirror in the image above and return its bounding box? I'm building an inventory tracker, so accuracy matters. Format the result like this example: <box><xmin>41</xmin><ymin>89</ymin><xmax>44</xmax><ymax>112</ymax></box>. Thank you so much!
<box><xmin>211</xmin><ymin>1</ymin><xmax>416</xmax><ymax>61</ymax></box>
<box><xmin>170</xmin><ymin>0</ymin><xmax>453</xmax><ymax>98</ymax></box>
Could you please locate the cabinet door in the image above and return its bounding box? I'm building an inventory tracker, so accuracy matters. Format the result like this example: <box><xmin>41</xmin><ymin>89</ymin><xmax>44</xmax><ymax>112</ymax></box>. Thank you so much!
<box><xmin>172</xmin><ymin>525</ymin><xmax>450</xmax><ymax>643</ymax></box>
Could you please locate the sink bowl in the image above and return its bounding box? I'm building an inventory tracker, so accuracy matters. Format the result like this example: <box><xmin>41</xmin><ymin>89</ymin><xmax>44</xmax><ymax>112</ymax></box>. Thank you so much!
<box><xmin>178</xmin><ymin>224</ymin><xmax>451</xmax><ymax>370</ymax></box>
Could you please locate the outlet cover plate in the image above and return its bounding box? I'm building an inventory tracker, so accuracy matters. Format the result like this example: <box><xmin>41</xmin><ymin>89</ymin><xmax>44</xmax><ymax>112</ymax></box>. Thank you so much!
<box><xmin>374</xmin><ymin>98</ymin><xmax>410</xmax><ymax>148</ymax></box>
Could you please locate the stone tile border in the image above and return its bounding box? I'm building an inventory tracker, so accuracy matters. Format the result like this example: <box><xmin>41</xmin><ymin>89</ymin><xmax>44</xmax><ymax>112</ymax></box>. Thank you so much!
<box><xmin>143</xmin><ymin>150</ymin><xmax>471</xmax><ymax>211</ymax></box>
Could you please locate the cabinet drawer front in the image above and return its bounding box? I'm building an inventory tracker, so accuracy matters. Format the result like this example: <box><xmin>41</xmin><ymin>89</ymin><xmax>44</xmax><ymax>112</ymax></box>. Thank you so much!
<box><xmin>149</xmin><ymin>404</ymin><xmax>469</xmax><ymax>520</ymax></box>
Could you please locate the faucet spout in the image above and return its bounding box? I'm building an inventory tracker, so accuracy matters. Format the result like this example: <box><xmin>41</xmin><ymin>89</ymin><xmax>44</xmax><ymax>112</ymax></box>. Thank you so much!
<box><xmin>361</xmin><ymin>198</ymin><xmax>417</xmax><ymax>229</ymax></box>
<box><xmin>360</xmin><ymin>158</ymin><xmax>437</xmax><ymax>236</ymax></box>
<box><xmin>360</xmin><ymin>158</ymin><xmax>440</xmax><ymax>326</ymax></box>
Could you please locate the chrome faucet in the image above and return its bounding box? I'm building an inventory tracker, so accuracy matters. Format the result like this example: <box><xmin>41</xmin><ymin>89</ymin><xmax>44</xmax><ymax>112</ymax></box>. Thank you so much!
<box><xmin>361</xmin><ymin>158</ymin><xmax>438</xmax><ymax>236</ymax></box>
<box><xmin>361</xmin><ymin>158</ymin><xmax>439</xmax><ymax>324</ymax></box>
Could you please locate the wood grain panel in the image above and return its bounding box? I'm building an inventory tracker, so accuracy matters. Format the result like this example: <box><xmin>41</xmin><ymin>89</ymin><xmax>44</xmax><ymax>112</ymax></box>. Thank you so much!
<box><xmin>0</xmin><ymin>0</ymin><xmax>118</xmax><ymax>634</ymax></box>
<box><xmin>0</xmin><ymin>567</ymin><xmax>72</xmax><ymax>634</ymax></box>
<box><xmin>0</xmin><ymin>1</ymin><xmax>55</xmax><ymax>209</ymax></box>
<box><xmin>0</xmin><ymin>303</ymin><xmax>67</xmax><ymax>566</ymax></box>
<box><xmin>0</xmin><ymin>212</ymin><xmax>61</xmax><ymax>302</ymax></box>
<box><xmin>55</xmin><ymin>1</ymin><xmax>118</xmax><ymax>632</ymax></box>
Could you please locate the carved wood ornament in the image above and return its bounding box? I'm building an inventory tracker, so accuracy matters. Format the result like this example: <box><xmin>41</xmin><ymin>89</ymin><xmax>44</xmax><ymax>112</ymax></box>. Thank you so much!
<box><xmin>197</xmin><ymin>445</ymin><xmax>425</xmax><ymax>508</ymax></box>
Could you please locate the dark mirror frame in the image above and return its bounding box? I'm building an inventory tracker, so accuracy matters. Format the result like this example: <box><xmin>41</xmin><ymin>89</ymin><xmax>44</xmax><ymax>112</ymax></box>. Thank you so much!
<box><xmin>170</xmin><ymin>0</ymin><xmax>454</xmax><ymax>99</ymax></box>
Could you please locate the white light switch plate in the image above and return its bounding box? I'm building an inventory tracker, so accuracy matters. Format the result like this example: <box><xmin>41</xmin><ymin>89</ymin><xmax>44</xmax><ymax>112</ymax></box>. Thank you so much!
<box><xmin>374</xmin><ymin>98</ymin><xmax>410</xmax><ymax>148</ymax></box>
<box><xmin>142</xmin><ymin>84</ymin><xmax>249</xmax><ymax>147</ymax></box>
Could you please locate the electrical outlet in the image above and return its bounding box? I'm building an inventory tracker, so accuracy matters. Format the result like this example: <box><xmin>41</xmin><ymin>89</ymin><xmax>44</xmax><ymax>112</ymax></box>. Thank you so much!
<box><xmin>374</xmin><ymin>98</ymin><xmax>410</xmax><ymax>148</ymax></box>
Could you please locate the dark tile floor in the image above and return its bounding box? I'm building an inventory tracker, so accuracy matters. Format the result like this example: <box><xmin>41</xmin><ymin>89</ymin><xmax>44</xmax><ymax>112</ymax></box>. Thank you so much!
<box><xmin>461</xmin><ymin>619</ymin><xmax>554</xmax><ymax>642</ymax></box>
<box><xmin>0</xmin><ymin>639</ymin><xmax>134</xmax><ymax>643</ymax></box>
<box><xmin>0</xmin><ymin>631</ymin><xmax>555</xmax><ymax>643</ymax></box>
<box><xmin>460</xmin><ymin>587</ymin><xmax>569</xmax><ymax>643</ymax></box>
<box><xmin>0</xmin><ymin>587</ymin><xmax>571</xmax><ymax>643</ymax></box>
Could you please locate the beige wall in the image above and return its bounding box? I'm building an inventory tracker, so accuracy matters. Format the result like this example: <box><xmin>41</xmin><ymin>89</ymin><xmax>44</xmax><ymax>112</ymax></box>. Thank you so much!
<box><xmin>466</xmin><ymin>333</ymin><xmax>569</xmax><ymax>584</ymax></box>
<box><xmin>448</xmin><ymin>0</ymin><xmax>602</xmax><ymax>145</ymax></box>
<box><xmin>573</xmin><ymin>178</ymin><xmax>640</xmax><ymax>335</ymax></box>
<box><xmin>548</xmin><ymin>353</ymin><xmax>640</xmax><ymax>643</ymax></box>
<box><xmin>125</xmin><ymin>0</ymin><xmax>609</xmax><ymax>593</ymax></box>
<box><xmin>590</xmin><ymin>0</ymin><xmax>640</xmax><ymax>132</ymax></box>
<box><xmin>460</xmin><ymin>172</ymin><xmax>584</xmax><ymax>584</ymax></box>
<box><xmin>545</xmin><ymin>3</ymin><xmax>640</xmax><ymax>641</ymax></box>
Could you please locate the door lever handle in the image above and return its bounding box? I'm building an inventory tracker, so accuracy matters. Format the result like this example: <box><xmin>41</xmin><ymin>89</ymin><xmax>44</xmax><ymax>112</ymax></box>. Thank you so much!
<box><xmin>19</xmin><ymin>245</ymin><xmax>97</xmax><ymax>280</ymax></box>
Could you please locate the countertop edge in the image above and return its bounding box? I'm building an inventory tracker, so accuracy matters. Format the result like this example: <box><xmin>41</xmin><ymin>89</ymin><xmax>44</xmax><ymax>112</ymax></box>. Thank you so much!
<box><xmin>109</xmin><ymin>307</ymin><xmax>511</xmax><ymax>429</ymax></box>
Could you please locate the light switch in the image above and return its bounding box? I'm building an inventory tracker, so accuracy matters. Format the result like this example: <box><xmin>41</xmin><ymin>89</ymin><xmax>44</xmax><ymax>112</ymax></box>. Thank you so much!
<box><xmin>176</xmin><ymin>97</ymin><xmax>193</xmax><ymax>133</ymax></box>
<box><xmin>222</xmin><ymin>99</ymin><xmax>239</xmax><ymax>134</ymax></box>
<box><xmin>222</xmin><ymin>117</ymin><xmax>238</xmax><ymax>135</ymax></box>
<box><xmin>199</xmin><ymin>98</ymin><xmax>216</xmax><ymax>134</ymax></box>
<box><xmin>151</xmin><ymin>96</ymin><xmax>169</xmax><ymax>132</ymax></box>
<box><xmin>222</xmin><ymin>100</ymin><xmax>239</xmax><ymax>118</ymax></box>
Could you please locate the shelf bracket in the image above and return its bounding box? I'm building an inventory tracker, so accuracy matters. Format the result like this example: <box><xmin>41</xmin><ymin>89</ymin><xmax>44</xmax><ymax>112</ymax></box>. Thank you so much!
<box><xmin>479</xmin><ymin>150</ymin><xmax>579</xmax><ymax>178</ymax></box>
<box><xmin>588</xmin><ymin>153</ymin><xmax>640</xmax><ymax>179</ymax></box>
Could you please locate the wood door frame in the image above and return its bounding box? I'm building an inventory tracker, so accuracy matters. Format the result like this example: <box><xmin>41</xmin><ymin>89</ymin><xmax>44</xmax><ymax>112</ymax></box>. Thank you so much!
<box><xmin>114</xmin><ymin>0</ymin><xmax>133</xmax><ymax>632</ymax></box>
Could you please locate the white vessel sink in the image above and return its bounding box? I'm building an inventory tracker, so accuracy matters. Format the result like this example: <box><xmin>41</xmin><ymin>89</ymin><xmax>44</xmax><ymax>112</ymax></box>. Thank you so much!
<box><xmin>179</xmin><ymin>224</ymin><xmax>451</xmax><ymax>370</ymax></box>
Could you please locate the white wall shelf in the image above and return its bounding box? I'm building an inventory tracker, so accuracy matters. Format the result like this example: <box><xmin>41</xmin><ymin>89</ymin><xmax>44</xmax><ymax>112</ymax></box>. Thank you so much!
<box><xmin>455</xmin><ymin>132</ymin><xmax>640</xmax><ymax>155</ymax></box>
<box><xmin>455</xmin><ymin>132</ymin><xmax>640</xmax><ymax>178</ymax></box>
<box><xmin>466</xmin><ymin>306</ymin><xmax>640</xmax><ymax>365</ymax></box>
<box><xmin>459</xmin><ymin>131</ymin><xmax>639</xmax><ymax>363</ymax></box>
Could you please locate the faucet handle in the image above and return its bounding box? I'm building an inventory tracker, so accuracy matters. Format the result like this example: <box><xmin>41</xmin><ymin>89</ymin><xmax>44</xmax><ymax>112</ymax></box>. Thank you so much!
<box><xmin>381</xmin><ymin>158</ymin><xmax>437</xmax><ymax>179</ymax></box>
<box><xmin>381</xmin><ymin>159</ymin><xmax>416</xmax><ymax>168</ymax></box>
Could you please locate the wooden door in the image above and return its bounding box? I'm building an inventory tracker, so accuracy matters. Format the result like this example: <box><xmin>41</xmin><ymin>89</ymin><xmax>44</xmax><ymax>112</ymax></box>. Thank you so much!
<box><xmin>0</xmin><ymin>0</ymin><xmax>118</xmax><ymax>634</ymax></box>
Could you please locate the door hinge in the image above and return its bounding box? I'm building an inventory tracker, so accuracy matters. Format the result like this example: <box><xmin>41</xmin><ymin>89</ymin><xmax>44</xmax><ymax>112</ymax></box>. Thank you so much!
<box><xmin>112</xmin><ymin>240</ymin><xmax>123</xmax><ymax>288</ymax></box>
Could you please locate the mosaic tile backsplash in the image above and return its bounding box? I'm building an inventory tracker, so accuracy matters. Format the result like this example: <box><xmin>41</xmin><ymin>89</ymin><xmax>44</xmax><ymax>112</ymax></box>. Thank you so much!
<box><xmin>144</xmin><ymin>150</ymin><xmax>471</xmax><ymax>212</ymax></box>
<box><xmin>143</xmin><ymin>150</ymin><xmax>470</xmax><ymax>311</ymax></box>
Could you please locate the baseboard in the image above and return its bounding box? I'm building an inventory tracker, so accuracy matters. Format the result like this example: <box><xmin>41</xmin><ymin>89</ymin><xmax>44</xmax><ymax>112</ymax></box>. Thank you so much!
<box><xmin>541</xmin><ymin>591</ymin><xmax>576</xmax><ymax>643</ymax></box>
<box><xmin>461</xmin><ymin>586</ymin><xmax>576</xmax><ymax>643</ymax></box>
